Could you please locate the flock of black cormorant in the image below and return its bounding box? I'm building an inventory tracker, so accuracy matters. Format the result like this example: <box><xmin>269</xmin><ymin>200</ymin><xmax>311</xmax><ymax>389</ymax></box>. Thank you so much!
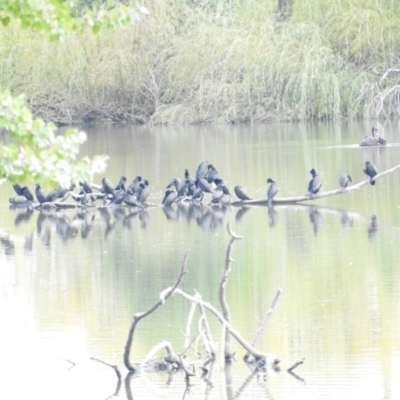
<box><xmin>9</xmin><ymin>159</ymin><xmax>379</xmax><ymax>209</ymax></box>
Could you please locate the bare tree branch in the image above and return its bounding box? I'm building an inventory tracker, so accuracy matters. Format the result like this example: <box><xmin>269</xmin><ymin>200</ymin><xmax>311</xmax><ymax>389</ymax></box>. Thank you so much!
<box><xmin>220</xmin><ymin>223</ymin><xmax>243</xmax><ymax>361</ymax></box>
<box><xmin>232</xmin><ymin>163</ymin><xmax>400</xmax><ymax>205</ymax></box>
<box><xmin>175</xmin><ymin>289</ymin><xmax>277</xmax><ymax>362</ymax></box>
<box><xmin>123</xmin><ymin>250</ymin><xmax>189</xmax><ymax>371</ymax></box>
<box><xmin>244</xmin><ymin>288</ymin><xmax>282</xmax><ymax>362</ymax></box>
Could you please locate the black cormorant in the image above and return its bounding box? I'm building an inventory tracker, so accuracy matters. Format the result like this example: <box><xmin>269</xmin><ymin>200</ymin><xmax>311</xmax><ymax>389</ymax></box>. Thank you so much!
<box><xmin>162</xmin><ymin>189</ymin><xmax>177</xmax><ymax>207</ymax></box>
<box><xmin>115</xmin><ymin>176</ymin><xmax>127</xmax><ymax>191</ymax></box>
<box><xmin>196</xmin><ymin>178</ymin><xmax>213</xmax><ymax>194</ymax></box>
<box><xmin>234</xmin><ymin>186</ymin><xmax>251</xmax><ymax>201</ymax></box>
<box><xmin>127</xmin><ymin>176</ymin><xmax>142</xmax><ymax>195</ymax></box>
<box><xmin>136</xmin><ymin>180</ymin><xmax>149</xmax><ymax>204</ymax></box>
<box><xmin>101</xmin><ymin>177</ymin><xmax>115</xmax><ymax>195</ymax></box>
<box><xmin>13</xmin><ymin>184</ymin><xmax>24</xmax><ymax>196</ymax></box>
<box><xmin>363</xmin><ymin>161</ymin><xmax>378</xmax><ymax>185</ymax></box>
<box><xmin>79</xmin><ymin>180</ymin><xmax>93</xmax><ymax>194</ymax></box>
<box><xmin>21</xmin><ymin>186</ymin><xmax>34</xmax><ymax>201</ymax></box>
<box><xmin>308</xmin><ymin>168</ymin><xmax>322</xmax><ymax>195</ymax></box>
<box><xmin>267</xmin><ymin>178</ymin><xmax>278</xmax><ymax>206</ymax></box>
<box><xmin>195</xmin><ymin>161</ymin><xmax>210</xmax><ymax>181</ymax></box>
<box><xmin>339</xmin><ymin>174</ymin><xmax>352</xmax><ymax>189</ymax></box>
<box><xmin>35</xmin><ymin>184</ymin><xmax>47</xmax><ymax>204</ymax></box>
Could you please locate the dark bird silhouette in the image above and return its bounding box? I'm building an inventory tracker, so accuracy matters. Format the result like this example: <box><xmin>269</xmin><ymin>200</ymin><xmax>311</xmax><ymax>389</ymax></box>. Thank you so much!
<box><xmin>115</xmin><ymin>176</ymin><xmax>127</xmax><ymax>191</ymax></box>
<box><xmin>363</xmin><ymin>161</ymin><xmax>378</xmax><ymax>185</ymax></box>
<box><xmin>21</xmin><ymin>186</ymin><xmax>34</xmax><ymax>201</ymax></box>
<box><xmin>308</xmin><ymin>168</ymin><xmax>322</xmax><ymax>195</ymax></box>
<box><xmin>127</xmin><ymin>176</ymin><xmax>143</xmax><ymax>195</ymax></box>
<box><xmin>162</xmin><ymin>189</ymin><xmax>177</xmax><ymax>207</ymax></box>
<box><xmin>196</xmin><ymin>161</ymin><xmax>211</xmax><ymax>181</ymax></box>
<box><xmin>234</xmin><ymin>186</ymin><xmax>251</xmax><ymax>201</ymax></box>
<box><xmin>196</xmin><ymin>178</ymin><xmax>213</xmax><ymax>194</ymax></box>
<box><xmin>339</xmin><ymin>174</ymin><xmax>352</xmax><ymax>189</ymax></box>
<box><xmin>136</xmin><ymin>180</ymin><xmax>149</xmax><ymax>204</ymax></box>
<box><xmin>101</xmin><ymin>177</ymin><xmax>115</xmax><ymax>196</ymax></box>
<box><xmin>206</xmin><ymin>164</ymin><xmax>220</xmax><ymax>184</ymax></box>
<box><xmin>267</xmin><ymin>178</ymin><xmax>278</xmax><ymax>206</ymax></box>
<box><xmin>13</xmin><ymin>184</ymin><xmax>24</xmax><ymax>196</ymax></box>
<box><xmin>184</xmin><ymin>169</ymin><xmax>195</xmax><ymax>184</ymax></box>
<box><xmin>79</xmin><ymin>180</ymin><xmax>93</xmax><ymax>194</ymax></box>
<box><xmin>35</xmin><ymin>184</ymin><xmax>47</xmax><ymax>204</ymax></box>
<box><xmin>167</xmin><ymin>178</ymin><xmax>187</xmax><ymax>197</ymax></box>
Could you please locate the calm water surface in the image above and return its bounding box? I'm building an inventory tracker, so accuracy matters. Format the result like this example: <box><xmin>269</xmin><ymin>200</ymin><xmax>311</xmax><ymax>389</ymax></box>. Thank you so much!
<box><xmin>1</xmin><ymin>121</ymin><xmax>400</xmax><ymax>399</ymax></box>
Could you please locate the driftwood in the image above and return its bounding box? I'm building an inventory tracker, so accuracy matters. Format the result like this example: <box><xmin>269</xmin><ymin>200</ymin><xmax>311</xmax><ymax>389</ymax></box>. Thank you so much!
<box><xmin>232</xmin><ymin>163</ymin><xmax>400</xmax><ymax>206</ymax></box>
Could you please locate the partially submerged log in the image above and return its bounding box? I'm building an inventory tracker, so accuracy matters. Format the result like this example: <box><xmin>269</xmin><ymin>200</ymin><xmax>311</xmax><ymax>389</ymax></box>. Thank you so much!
<box><xmin>232</xmin><ymin>163</ymin><xmax>400</xmax><ymax>206</ymax></box>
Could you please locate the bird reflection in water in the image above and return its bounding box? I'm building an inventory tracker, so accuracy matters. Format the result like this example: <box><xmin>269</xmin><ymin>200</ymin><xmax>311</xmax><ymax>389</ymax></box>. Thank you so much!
<box><xmin>267</xmin><ymin>206</ymin><xmax>279</xmax><ymax>227</ymax></box>
<box><xmin>0</xmin><ymin>233</ymin><xmax>15</xmax><ymax>256</ymax></box>
<box><xmin>368</xmin><ymin>215</ymin><xmax>378</xmax><ymax>241</ymax></box>
<box><xmin>340</xmin><ymin>211</ymin><xmax>353</xmax><ymax>229</ymax></box>
<box><xmin>309</xmin><ymin>206</ymin><xmax>323</xmax><ymax>235</ymax></box>
<box><xmin>235</xmin><ymin>207</ymin><xmax>250</xmax><ymax>223</ymax></box>
<box><xmin>13</xmin><ymin>208</ymin><xmax>34</xmax><ymax>227</ymax></box>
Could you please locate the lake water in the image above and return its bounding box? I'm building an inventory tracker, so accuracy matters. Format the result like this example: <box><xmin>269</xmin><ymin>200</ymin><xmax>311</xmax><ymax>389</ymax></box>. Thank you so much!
<box><xmin>1</xmin><ymin>121</ymin><xmax>400</xmax><ymax>399</ymax></box>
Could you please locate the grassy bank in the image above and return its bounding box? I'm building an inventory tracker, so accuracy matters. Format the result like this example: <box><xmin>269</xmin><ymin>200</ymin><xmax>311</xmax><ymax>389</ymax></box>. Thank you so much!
<box><xmin>1</xmin><ymin>0</ymin><xmax>400</xmax><ymax>125</ymax></box>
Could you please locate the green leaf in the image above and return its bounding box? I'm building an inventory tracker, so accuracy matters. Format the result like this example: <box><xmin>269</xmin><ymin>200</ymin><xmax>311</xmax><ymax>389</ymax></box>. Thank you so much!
<box><xmin>2</xmin><ymin>16</ymin><xmax>10</xmax><ymax>26</ymax></box>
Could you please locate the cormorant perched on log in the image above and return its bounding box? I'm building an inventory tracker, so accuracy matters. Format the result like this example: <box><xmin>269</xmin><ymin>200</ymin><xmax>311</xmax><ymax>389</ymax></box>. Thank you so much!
<box><xmin>79</xmin><ymin>180</ymin><xmax>93</xmax><ymax>194</ymax></box>
<box><xmin>196</xmin><ymin>178</ymin><xmax>214</xmax><ymax>194</ymax></box>
<box><xmin>13</xmin><ymin>184</ymin><xmax>24</xmax><ymax>196</ymax></box>
<box><xmin>184</xmin><ymin>169</ymin><xmax>195</xmax><ymax>184</ymax></box>
<box><xmin>136</xmin><ymin>180</ymin><xmax>149</xmax><ymax>204</ymax></box>
<box><xmin>363</xmin><ymin>161</ymin><xmax>378</xmax><ymax>185</ymax></box>
<box><xmin>308</xmin><ymin>168</ymin><xmax>322</xmax><ymax>196</ymax></box>
<box><xmin>101</xmin><ymin>177</ymin><xmax>115</xmax><ymax>196</ymax></box>
<box><xmin>115</xmin><ymin>176</ymin><xmax>127</xmax><ymax>191</ymax></box>
<box><xmin>35</xmin><ymin>184</ymin><xmax>47</xmax><ymax>204</ymax></box>
<box><xmin>339</xmin><ymin>174</ymin><xmax>352</xmax><ymax>189</ymax></box>
<box><xmin>267</xmin><ymin>178</ymin><xmax>278</xmax><ymax>206</ymax></box>
<box><xmin>167</xmin><ymin>178</ymin><xmax>187</xmax><ymax>197</ymax></box>
<box><xmin>21</xmin><ymin>186</ymin><xmax>34</xmax><ymax>201</ymax></box>
<box><xmin>127</xmin><ymin>176</ymin><xmax>142</xmax><ymax>195</ymax></box>
<box><xmin>234</xmin><ymin>186</ymin><xmax>251</xmax><ymax>201</ymax></box>
<box><xmin>196</xmin><ymin>161</ymin><xmax>211</xmax><ymax>181</ymax></box>
<box><xmin>162</xmin><ymin>189</ymin><xmax>177</xmax><ymax>207</ymax></box>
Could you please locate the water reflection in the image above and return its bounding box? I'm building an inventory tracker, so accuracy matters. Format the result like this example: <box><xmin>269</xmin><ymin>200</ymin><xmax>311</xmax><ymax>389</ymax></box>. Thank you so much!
<box><xmin>368</xmin><ymin>215</ymin><xmax>378</xmax><ymax>241</ymax></box>
<box><xmin>4</xmin><ymin>201</ymin><xmax>393</xmax><ymax>257</ymax></box>
<box><xmin>268</xmin><ymin>206</ymin><xmax>279</xmax><ymax>227</ymax></box>
<box><xmin>309</xmin><ymin>206</ymin><xmax>324</xmax><ymax>235</ymax></box>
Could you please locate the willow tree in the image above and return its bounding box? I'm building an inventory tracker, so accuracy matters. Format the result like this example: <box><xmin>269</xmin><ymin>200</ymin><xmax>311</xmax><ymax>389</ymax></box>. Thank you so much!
<box><xmin>0</xmin><ymin>0</ymin><xmax>147</xmax><ymax>187</ymax></box>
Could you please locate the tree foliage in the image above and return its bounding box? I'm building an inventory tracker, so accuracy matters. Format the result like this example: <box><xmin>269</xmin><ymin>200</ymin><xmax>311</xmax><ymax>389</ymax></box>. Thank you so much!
<box><xmin>0</xmin><ymin>0</ymin><xmax>147</xmax><ymax>187</ymax></box>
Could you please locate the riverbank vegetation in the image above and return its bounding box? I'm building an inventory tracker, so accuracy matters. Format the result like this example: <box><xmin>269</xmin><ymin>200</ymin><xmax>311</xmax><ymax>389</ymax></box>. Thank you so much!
<box><xmin>2</xmin><ymin>0</ymin><xmax>400</xmax><ymax>125</ymax></box>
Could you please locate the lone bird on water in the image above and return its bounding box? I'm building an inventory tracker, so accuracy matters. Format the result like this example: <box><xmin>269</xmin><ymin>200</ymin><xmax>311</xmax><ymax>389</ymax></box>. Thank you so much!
<box><xmin>308</xmin><ymin>168</ymin><xmax>322</xmax><ymax>196</ymax></box>
<box><xmin>266</xmin><ymin>178</ymin><xmax>278</xmax><ymax>206</ymax></box>
<box><xmin>339</xmin><ymin>174</ymin><xmax>352</xmax><ymax>189</ymax></box>
<box><xmin>363</xmin><ymin>161</ymin><xmax>378</xmax><ymax>185</ymax></box>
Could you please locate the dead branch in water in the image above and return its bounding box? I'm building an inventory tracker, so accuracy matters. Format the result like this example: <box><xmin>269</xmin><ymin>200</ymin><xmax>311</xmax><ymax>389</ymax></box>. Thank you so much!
<box><xmin>220</xmin><ymin>223</ymin><xmax>243</xmax><ymax>361</ymax></box>
<box><xmin>244</xmin><ymin>288</ymin><xmax>282</xmax><ymax>362</ymax></box>
<box><xmin>123</xmin><ymin>250</ymin><xmax>189</xmax><ymax>372</ymax></box>
<box><xmin>175</xmin><ymin>288</ymin><xmax>277</xmax><ymax>362</ymax></box>
<box><xmin>232</xmin><ymin>163</ymin><xmax>400</xmax><ymax>206</ymax></box>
